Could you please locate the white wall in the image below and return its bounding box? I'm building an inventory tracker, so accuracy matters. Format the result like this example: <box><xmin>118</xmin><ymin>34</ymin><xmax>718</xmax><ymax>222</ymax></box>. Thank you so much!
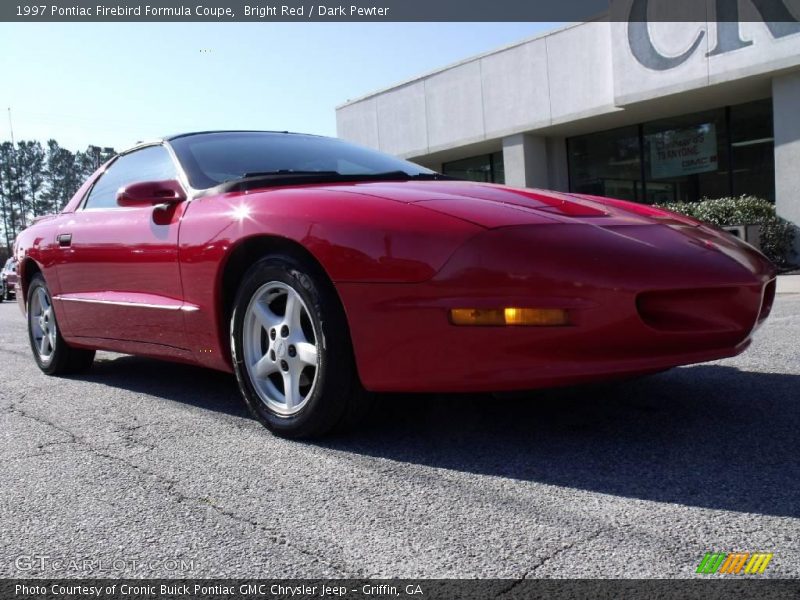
<box><xmin>338</xmin><ymin>16</ymin><xmax>800</xmax><ymax>159</ymax></box>
<box><xmin>773</xmin><ymin>72</ymin><xmax>800</xmax><ymax>257</ymax></box>
<box><xmin>502</xmin><ymin>134</ymin><xmax>548</xmax><ymax>188</ymax></box>
<box><xmin>611</xmin><ymin>8</ymin><xmax>800</xmax><ymax>106</ymax></box>
<box><xmin>336</xmin><ymin>21</ymin><xmax>616</xmax><ymax>159</ymax></box>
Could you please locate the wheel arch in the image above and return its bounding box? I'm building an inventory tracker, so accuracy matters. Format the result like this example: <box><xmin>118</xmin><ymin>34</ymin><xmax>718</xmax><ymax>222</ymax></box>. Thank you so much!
<box><xmin>18</xmin><ymin>258</ymin><xmax>43</xmax><ymax>309</ymax></box>
<box><xmin>216</xmin><ymin>234</ymin><xmax>353</xmax><ymax>365</ymax></box>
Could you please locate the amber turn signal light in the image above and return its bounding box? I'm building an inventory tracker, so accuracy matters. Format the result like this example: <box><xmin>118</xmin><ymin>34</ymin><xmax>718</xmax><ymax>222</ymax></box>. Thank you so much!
<box><xmin>450</xmin><ymin>308</ymin><xmax>569</xmax><ymax>327</ymax></box>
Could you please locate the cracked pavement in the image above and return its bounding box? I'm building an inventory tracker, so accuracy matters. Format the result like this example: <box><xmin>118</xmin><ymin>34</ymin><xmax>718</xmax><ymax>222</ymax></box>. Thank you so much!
<box><xmin>1</xmin><ymin>295</ymin><xmax>799</xmax><ymax>579</ymax></box>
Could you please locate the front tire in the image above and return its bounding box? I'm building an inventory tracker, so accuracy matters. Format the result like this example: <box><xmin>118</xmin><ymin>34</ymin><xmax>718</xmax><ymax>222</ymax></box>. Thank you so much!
<box><xmin>230</xmin><ymin>255</ymin><xmax>370</xmax><ymax>438</ymax></box>
<box><xmin>27</xmin><ymin>274</ymin><xmax>95</xmax><ymax>375</ymax></box>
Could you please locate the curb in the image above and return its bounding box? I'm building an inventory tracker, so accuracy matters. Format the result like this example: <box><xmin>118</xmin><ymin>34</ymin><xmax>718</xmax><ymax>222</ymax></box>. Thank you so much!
<box><xmin>777</xmin><ymin>274</ymin><xmax>800</xmax><ymax>295</ymax></box>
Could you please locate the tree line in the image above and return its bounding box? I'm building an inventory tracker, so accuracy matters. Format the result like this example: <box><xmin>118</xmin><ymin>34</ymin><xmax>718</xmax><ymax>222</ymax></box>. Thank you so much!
<box><xmin>0</xmin><ymin>140</ymin><xmax>116</xmax><ymax>258</ymax></box>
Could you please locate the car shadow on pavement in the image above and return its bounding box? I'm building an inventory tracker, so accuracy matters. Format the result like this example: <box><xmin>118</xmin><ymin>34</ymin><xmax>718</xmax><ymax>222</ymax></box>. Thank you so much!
<box><xmin>83</xmin><ymin>355</ymin><xmax>253</xmax><ymax>419</ymax></box>
<box><xmin>80</xmin><ymin>356</ymin><xmax>799</xmax><ymax>518</ymax></box>
<box><xmin>325</xmin><ymin>365</ymin><xmax>800</xmax><ymax>519</ymax></box>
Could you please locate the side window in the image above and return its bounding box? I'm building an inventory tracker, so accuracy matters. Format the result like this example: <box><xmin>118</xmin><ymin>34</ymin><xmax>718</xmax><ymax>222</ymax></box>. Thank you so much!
<box><xmin>84</xmin><ymin>146</ymin><xmax>177</xmax><ymax>210</ymax></box>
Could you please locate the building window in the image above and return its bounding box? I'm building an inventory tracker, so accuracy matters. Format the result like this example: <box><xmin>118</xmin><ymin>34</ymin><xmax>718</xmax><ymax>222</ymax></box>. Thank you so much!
<box><xmin>643</xmin><ymin>108</ymin><xmax>730</xmax><ymax>204</ymax></box>
<box><xmin>442</xmin><ymin>151</ymin><xmax>505</xmax><ymax>184</ymax></box>
<box><xmin>567</xmin><ymin>99</ymin><xmax>774</xmax><ymax>204</ymax></box>
<box><xmin>566</xmin><ymin>126</ymin><xmax>641</xmax><ymax>202</ymax></box>
<box><xmin>730</xmin><ymin>99</ymin><xmax>774</xmax><ymax>203</ymax></box>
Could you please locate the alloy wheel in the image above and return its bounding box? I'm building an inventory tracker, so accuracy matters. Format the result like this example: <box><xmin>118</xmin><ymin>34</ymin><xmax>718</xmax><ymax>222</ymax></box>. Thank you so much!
<box><xmin>30</xmin><ymin>286</ymin><xmax>56</xmax><ymax>365</ymax></box>
<box><xmin>242</xmin><ymin>281</ymin><xmax>320</xmax><ymax>416</ymax></box>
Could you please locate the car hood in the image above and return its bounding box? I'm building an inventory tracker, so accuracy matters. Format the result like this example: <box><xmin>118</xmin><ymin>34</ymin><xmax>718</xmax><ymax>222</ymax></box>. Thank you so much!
<box><xmin>316</xmin><ymin>180</ymin><xmax>663</xmax><ymax>228</ymax></box>
<box><xmin>313</xmin><ymin>179</ymin><xmax>773</xmax><ymax>276</ymax></box>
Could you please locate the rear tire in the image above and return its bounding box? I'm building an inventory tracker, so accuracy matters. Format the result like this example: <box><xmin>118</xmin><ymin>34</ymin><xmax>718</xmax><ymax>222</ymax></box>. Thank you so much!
<box><xmin>230</xmin><ymin>254</ymin><xmax>371</xmax><ymax>438</ymax></box>
<box><xmin>27</xmin><ymin>274</ymin><xmax>95</xmax><ymax>375</ymax></box>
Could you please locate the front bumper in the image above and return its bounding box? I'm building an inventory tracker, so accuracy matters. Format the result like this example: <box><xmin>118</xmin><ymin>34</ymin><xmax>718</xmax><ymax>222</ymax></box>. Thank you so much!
<box><xmin>338</xmin><ymin>223</ymin><xmax>776</xmax><ymax>393</ymax></box>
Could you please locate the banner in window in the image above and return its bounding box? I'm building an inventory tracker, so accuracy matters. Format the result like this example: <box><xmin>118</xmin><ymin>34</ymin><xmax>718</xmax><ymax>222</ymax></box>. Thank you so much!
<box><xmin>649</xmin><ymin>124</ymin><xmax>718</xmax><ymax>179</ymax></box>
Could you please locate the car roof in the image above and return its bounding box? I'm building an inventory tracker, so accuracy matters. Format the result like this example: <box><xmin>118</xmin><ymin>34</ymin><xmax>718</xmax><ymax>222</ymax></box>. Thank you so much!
<box><xmin>164</xmin><ymin>130</ymin><xmax>322</xmax><ymax>141</ymax></box>
<box><xmin>123</xmin><ymin>130</ymin><xmax>324</xmax><ymax>154</ymax></box>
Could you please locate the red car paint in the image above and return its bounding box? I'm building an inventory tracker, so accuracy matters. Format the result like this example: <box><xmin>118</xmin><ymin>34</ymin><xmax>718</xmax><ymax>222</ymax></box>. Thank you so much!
<box><xmin>14</xmin><ymin>165</ymin><xmax>776</xmax><ymax>392</ymax></box>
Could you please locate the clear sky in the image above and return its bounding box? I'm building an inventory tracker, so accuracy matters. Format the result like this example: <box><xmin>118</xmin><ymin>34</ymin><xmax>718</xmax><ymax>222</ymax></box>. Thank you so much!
<box><xmin>0</xmin><ymin>22</ymin><xmax>560</xmax><ymax>152</ymax></box>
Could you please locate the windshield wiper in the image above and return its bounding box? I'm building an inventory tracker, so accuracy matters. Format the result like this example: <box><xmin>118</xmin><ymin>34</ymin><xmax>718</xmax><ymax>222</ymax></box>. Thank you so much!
<box><xmin>242</xmin><ymin>170</ymin><xmax>342</xmax><ymax>178</ymax></box>
<box><xmin>241</xmin><ymin>170</ymin><xmax>450</xmax><ymax>181</ymax></box>
<box><xmin>343</xmin><ymin>170</ymin><xmax>451</xmax><ymax>181</ymax></box>
<box><xmin>404</xmin><ymin>172</ymin><xmax>451</xmax><ymax>180</ymax></box>
<box><xmin>209</xmin><ymin>169</ymin><xmax>452</xmax><ymax>195</ymax></box>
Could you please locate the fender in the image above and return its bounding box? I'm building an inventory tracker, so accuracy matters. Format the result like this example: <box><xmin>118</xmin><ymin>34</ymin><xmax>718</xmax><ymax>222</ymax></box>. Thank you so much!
<box><xmin>175</xmin><ymin>186</ymin><xmax>482</xmax><ymax>371</ymax></box>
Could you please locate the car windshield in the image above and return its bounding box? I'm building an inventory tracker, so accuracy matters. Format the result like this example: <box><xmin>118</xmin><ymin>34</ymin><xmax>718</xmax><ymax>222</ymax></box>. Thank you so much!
<box><xmin>169</xmin><ymin>131</ymin><xmax>435</xmax><ymax>189</ymax></box>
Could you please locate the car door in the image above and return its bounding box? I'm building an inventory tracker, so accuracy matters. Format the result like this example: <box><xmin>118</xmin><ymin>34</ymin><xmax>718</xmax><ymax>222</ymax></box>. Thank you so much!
<box><xmin>54</xmin><ymin>144</ymin><xmax>190</xmax><ymax>349</ymax></box>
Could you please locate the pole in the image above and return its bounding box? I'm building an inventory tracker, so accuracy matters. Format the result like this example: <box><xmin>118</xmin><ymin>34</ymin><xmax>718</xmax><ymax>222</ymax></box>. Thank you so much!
<box><xmin>7</xmin><ymin>107</ymin><xmax>25</xmax><ymax>230</ymax></box>
<box><xmin>7</xmin><ymin>108</ymin><xmax>15</xmax><ymax>146</ymax></box>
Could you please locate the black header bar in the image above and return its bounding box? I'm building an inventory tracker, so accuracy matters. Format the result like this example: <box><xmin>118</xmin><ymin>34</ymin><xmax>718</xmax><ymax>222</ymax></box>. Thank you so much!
<box><xmin>3</xmin><ymin>0</ymin><xmax>800</xmax><ymax>22</ymax></box>
<box><xmin>3</xmin><ymin>579</ymin><xmax>800</xmax><ymax>600</ymax></box>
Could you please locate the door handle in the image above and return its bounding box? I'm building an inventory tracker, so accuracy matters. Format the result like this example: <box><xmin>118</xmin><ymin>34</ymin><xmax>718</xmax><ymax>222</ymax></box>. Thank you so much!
<box><xmin>57</xmin><ymin>233</ymin><xmax>72</xmax><ymax>247</ymax></box>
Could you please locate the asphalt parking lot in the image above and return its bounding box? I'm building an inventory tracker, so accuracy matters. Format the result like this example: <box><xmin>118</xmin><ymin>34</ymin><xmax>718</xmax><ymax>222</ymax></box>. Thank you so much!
<box><xmin>1</xmin><ymin>294</ymin><xmax>798</xmax><ymax>579</ymax></box>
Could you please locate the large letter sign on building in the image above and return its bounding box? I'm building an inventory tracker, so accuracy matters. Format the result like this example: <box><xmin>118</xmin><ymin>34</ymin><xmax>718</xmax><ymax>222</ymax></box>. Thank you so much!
<box><xmin>628</xmin><ymin>0</ymin><xmax>800</xmax><ymax>71</ymax></box>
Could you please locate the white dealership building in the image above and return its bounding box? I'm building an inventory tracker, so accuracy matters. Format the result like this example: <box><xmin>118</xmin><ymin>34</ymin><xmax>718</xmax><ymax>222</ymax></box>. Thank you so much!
<box><xmin>336</xmin><ymin>10</ymin><xmax>800</xmax><ymax>254</ymax></box>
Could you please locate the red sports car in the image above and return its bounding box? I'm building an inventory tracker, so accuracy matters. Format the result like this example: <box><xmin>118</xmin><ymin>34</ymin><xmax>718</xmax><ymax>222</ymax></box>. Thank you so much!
<box><xmin>14</xmin><ymin>131</ymin><xmax>776</xmax><ymax>437</ymax></box>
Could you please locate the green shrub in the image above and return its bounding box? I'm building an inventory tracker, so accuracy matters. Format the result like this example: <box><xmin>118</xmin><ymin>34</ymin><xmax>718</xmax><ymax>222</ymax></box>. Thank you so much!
<box><xmin>655</xmin><ymin>195</ymin><xmax>796</xmax><ymax>267</ymax></box>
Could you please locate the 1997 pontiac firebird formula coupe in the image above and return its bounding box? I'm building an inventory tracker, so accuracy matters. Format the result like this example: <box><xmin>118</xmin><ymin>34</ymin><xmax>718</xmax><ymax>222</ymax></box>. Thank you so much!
<box><xmin>14</xmin><ymin>131</ymin><xmax>776</xmax><ymax>437</ymax></box>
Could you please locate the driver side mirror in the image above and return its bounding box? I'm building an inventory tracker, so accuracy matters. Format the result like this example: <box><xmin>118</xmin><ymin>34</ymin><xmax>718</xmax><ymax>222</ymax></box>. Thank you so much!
<box><xmin>117</xmin><ymin>180</ymin><xmax>187</xmax><ymax>208</ymax></box>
